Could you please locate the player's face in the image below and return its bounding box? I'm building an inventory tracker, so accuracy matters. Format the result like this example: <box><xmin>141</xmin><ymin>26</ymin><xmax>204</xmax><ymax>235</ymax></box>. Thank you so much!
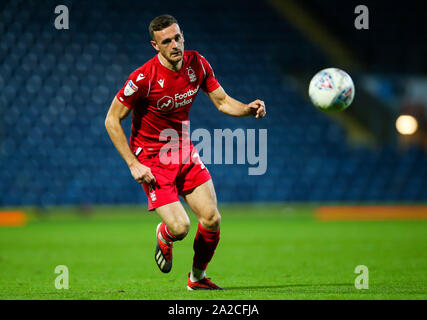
<box><xmin>151</xmin><ymin>23</ymin><xmax>184</xmax><ymax>64</ymax></box>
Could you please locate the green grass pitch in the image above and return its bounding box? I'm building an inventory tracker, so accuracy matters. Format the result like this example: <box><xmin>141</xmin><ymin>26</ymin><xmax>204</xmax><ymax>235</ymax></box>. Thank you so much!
<box><xmin>0</xmin><ymin>204</ymin><xmax>426</xmax><ymax>300</ymax></box>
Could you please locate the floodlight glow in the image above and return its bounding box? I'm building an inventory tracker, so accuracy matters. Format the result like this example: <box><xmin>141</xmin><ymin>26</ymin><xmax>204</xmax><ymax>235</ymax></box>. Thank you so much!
<box><xmin>395</xmin><ymin>115</ymin><xmax>418</xmax><ymax>135</ymax></box>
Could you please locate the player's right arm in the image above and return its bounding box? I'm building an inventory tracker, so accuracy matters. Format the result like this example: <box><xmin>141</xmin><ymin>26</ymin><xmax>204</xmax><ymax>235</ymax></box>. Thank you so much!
<box><xmin>105</xmin><ymin>97</ymin><xmax>156</xmax><ymax>185</ymax></box>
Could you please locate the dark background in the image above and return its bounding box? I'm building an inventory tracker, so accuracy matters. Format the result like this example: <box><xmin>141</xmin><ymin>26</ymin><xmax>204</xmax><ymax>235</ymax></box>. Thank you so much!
<box><xmin>0</xmin><ymin>0</ymin><xmax>426</xmax><ymax>206</ymax></box>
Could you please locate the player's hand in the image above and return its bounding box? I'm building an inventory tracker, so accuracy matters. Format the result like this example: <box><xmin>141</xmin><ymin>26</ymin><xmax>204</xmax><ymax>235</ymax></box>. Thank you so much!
<box><xmin>248</xmin><ymin>99</ymin><xmax>266</xmax><ymax>118</ymax></box>
<box><xmin>129</xmin><ymin>160</ymin><xmax>157</xmax><ymax>186</ymax></box>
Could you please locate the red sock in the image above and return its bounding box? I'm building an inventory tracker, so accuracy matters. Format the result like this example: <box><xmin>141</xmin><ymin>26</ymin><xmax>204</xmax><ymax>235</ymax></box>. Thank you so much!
<box><xmin>159</xmin><ymin>222</ymin><xmax>178</xmax><ymax>243</ymax></box>
<box><xmin>192</xmin><ymin>222</ymin><xmax>220</xmax><ymax>271</ymax></box>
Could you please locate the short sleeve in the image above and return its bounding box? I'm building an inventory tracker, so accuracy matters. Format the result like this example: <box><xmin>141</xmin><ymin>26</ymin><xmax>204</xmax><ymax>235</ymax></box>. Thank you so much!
<box><xmin>198</xmin><ymin>54</ymin><xmax>221</xmax><ymax>93</ymax></box>
<box><xmin>116</xmin><ymin>69</ymin><xmax>149</xmax><ymax>109</ymax></box>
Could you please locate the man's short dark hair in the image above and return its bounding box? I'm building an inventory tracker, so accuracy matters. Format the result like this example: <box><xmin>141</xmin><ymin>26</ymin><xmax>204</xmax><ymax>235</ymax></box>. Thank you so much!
<box><xmin>149</xmin><ymin>15</ymin><xmax>178</xmax><ymax>41</ymax></box>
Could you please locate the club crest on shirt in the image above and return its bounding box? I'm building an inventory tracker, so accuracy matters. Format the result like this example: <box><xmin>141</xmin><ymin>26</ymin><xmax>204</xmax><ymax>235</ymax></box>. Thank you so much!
<box><xmin>124</xmin><ymin>80</ymin><xmax>139</xmax><ymax>96</ymax></box>
<box><xmin>187</xmin><ymin>67</ymin><xmax>197</xmax><ymax>82</ymax></box>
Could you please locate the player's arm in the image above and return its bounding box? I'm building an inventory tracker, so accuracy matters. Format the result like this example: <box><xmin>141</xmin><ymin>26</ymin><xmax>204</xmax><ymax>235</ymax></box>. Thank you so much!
<box><xmin>206</xmin><ymin>86</ymin><xmax>266</xmax><ymax>118</ymax></box>
<box><xmin>105</xmin><ymin>97</ymin><xmax>156</xmax><ymax>185</ymax></box>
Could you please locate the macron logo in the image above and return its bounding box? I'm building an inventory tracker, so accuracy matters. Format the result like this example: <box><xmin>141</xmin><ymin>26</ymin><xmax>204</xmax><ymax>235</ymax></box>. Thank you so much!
<box><xmin>136</xmin><ymin>73</ymin><xmax>145</xmax><ymax>81</ymax></box>
<box><xmin>158</xmin><ymin>79</ymin><xmax>164</xmax><ymax>88</ymax></box>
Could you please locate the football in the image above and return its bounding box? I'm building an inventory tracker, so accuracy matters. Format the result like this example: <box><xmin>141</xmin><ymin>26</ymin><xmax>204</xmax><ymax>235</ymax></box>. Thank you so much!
<box><xmin>308</xmin><ymin>68</ymin><xmax>355</xmax><ymax>112</ymax></box>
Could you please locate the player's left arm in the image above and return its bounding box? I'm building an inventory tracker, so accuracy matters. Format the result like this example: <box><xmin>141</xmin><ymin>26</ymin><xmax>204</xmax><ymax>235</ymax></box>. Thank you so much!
<box><xmin>206</xmin><ymin>86</ymin><xmax>266</xmax><ymax>118</ymax></box>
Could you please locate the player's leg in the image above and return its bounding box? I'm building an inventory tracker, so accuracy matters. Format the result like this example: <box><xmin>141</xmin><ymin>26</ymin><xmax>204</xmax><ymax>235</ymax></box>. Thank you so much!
<box><xmin>154</xmin><ymin>201</ymin><xmax>190</xmax><ymax>273</ymax></box>
<box><xmin>156</xmin><ymin>200</ymin><xmax>191</xmax><ymax>240</ymax></box>
<box><xmin>181</xmin><ymin>179</ymin><xmax>223</xmax><ymax>289</ymax></box>
<box><xmin>138</xmin><ymin>153</ymin><xmax>189</xmax><ymax>273</ymax></box>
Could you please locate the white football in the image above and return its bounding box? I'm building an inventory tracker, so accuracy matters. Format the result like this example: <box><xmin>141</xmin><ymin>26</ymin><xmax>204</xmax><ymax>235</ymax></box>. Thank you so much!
<box><xmin>308</xmin><ymin>68</ymin><xmax>355</xmax><ymax>112</ymax></box>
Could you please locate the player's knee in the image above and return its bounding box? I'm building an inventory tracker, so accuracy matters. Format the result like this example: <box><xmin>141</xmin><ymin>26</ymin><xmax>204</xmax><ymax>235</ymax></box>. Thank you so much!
<box><xmin>170</xmin><ymin>220</ymin><xmax>190</xmax><ymax>240</ymax></box>
<box><xmin>200</xmin><ymin>208</ymin><xmax>221</xmax><ymax>231</ymax></box>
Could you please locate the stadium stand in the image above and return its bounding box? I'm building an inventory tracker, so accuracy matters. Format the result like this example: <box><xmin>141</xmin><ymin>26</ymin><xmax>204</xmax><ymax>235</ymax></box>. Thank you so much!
<box><xmin>0</xmin><ymin>0</ymin><xmax>426</xmax><ymax>206</ymax></box>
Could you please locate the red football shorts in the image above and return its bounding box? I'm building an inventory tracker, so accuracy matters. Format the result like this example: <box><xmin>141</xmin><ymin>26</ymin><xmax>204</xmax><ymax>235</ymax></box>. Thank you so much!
<box><xmin>136</xmin><ymin>146</ymin><xmax>211</xmax><ymax>211</ymax></box>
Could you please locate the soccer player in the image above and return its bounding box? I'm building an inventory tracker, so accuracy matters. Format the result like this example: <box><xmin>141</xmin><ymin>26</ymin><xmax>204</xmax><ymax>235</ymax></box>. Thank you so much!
<box><xmin>105</xmin><ymin>14</ymin><xmax>266</xmax><ymax>290</ymax></box>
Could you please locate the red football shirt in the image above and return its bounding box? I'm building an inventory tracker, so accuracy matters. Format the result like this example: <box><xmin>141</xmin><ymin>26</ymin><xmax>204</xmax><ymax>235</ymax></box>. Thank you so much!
<box><xmin>116</xmin><ymin>51</ymin><xmax>220</xmax><ymax>156</ymax></box>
